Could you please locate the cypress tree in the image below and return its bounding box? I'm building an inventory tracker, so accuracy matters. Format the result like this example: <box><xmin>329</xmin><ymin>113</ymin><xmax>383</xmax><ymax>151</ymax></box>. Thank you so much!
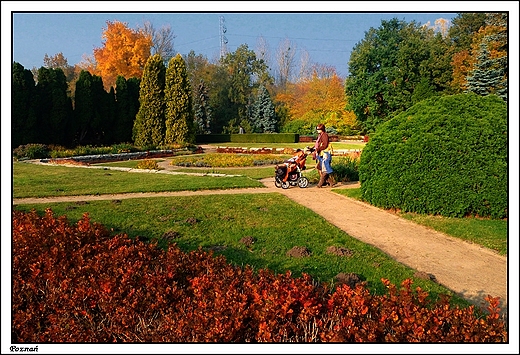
<box><xmin>12</xmin><ymin>62</ymin><xmax>37</xmax><ymax>147</ymax></box>
<box><xmin>114</xmin><ymin>76</ymin><xmax>140</xmax><ymax>143</ymax></box>
<box><xmin>164</xmin><ymin>54</ymin><xmax>195</xmax><ymax>144</ymax></box>
<box><xmin>35</xmin><ymin>67</ymin><xmax>72</xmax><ymax>145</ymax></box>
<box><xmin>133</xmin><ymin>54</ymin><xmax>166</xmax><ymax>148</ymax></box>
<box><xmin>73</xmin><ymin>71</ymin><xmax>106</xmax><ymax>145</ymax></box>
<box><xmin>194</xmin><ymin>79</ymin><xmax>212</xmax><ymax>134</ymax></box>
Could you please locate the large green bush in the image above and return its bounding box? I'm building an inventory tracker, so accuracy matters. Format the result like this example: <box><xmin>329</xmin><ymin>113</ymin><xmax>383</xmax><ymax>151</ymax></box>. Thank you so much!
<box><xmin>359</xmin><ymin>93</ymin><xmax>507</xmax><ymax>219</ymax></box>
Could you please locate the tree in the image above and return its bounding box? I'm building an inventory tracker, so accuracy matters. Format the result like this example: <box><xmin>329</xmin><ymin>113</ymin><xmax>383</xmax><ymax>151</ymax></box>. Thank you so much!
<box><xmin>466</xmin><ymin>40</ymin><xmax>507</xmax><ymax>100</ymax></box>
<box><xmin>35</xmin><ymin>67</ymin><xmax>73</xmax><ymax>145</ymax></box>
<box><xmin>448</xmin><ymin>13</ymin><xmax>491</xmax><ymax>93</ymax></box>
<box><xmin>275</xmin><ymin>37</ymin><xmax>297</xmax><ymax>90</ymax></box>
<box><xmin>12</xmin><ymin>62</ymin><xmax>38</xmax><ymax>147</ymax></box>
<box><xmin>73</xmin><ymin>70</ymin><xmax>108</xmax><ymax>145</ymax></box>
<box><xmin>133</xmin><ymin>54</ymin><xmax>166</xmax><ymax>147</ymax></box>
<box><xmin>251</xmin><ymin>85</ymin><xmax>277</xmax><ymax>133</ymax></box>
<box><xmin>114</xmin><ymin>76</ymin><xmax>140</xmax><ymax>143</ymax></box>
<box><xmin>194</xmin><ymin>79</ymin><xmax>212</xmax><ymax>134</ymax></box>
<box><xmin>93</xmin><ymin>20</ymin><xmax>152</xmax><ymax>90</ymax></box>
<box><xmin>276</xmin><ymin>69</ymin><xmax>359</xmax><ymax>135</ymax></box>
<box><xmin>164</xmin><ymin>54</ymin><xmax>195</xmax><ymax>145</ymax></box>
<box><xmin>213</xmin><ymin>44</ymin><xmax>273</xmax><ymax>133</ymax></box>
<box><xmin>345</xmin><ymin>18</ymin><xmax>452</xmax><ymax>133</ymax></box>
<box><xmin>448</xmin><ymin>13</ymin><xmax>487</xmax><ymax>52</ymax></box>
<box><xmin>466</xmin><ymin>13</ymin><xmax>507</xmax><ymax>101</ymax></box>
<box><xmin>142</xmin><ymin>21</ymin><xmax>176</xmax><ymax>65</ymax></box>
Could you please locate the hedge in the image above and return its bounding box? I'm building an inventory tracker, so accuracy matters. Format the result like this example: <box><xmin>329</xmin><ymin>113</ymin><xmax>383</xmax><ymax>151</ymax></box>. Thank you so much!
<box><xmin>359</xmin><ymin>93</ymin><xmax>507</xmax><ymax>219</ymax></box>
<box><xmin>196</xmin><ymin>133</ymin><xmax>299</xmax><ymax>144</ymax></box>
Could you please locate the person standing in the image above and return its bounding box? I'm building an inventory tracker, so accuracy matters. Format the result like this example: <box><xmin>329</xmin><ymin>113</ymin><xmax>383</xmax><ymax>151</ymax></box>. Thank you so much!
<box><xmin>313</xmin><ymin>123</ymin><xmax>333</xmax><ymax>187</ymax></box>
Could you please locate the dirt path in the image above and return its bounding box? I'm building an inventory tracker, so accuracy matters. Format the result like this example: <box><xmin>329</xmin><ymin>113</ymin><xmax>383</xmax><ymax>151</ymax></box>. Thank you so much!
<box><xmin>12</xmin><ymin>162</ymin><xmax>508</xmax><ymax>313</ymax></box>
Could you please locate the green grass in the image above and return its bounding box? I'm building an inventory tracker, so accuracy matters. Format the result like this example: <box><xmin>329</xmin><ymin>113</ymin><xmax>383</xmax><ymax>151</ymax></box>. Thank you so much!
<box><xmin>13</xmin><ymin>194</ymin><xmax>468</xmax><ymax>307</ymax></box>
<box><xmin>12</xmin><ymin>162</ymin><xmax>263</xmax><ymax>198</ymax></box>
<box><xmin>333</xmin><ymin>188</ymin><xmax>508</xmax><ymax>256</ymax></box>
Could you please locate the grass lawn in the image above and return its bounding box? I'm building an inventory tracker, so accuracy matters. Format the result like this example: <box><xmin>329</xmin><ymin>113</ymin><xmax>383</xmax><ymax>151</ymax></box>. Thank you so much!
<box><xmin>333</xmin><ymin>188</ymin><xmax>508</xmax><ymax>256</ymax></box>
<box><xmin>14</xmin><ymin>194</ymin><xmax>468</xmax><ymax>307</ymax></box>
<box><xmin>12</xmin><ymin>161</ymin><xmax>263</xmax><ymax>198</ymax></box>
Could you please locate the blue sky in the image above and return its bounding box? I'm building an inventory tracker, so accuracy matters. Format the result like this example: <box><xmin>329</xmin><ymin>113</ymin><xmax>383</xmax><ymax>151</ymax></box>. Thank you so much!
<box><xmin>9</xmin><ymin>5</ymin><xmax>465</xmax><ymax>78</ymax></box>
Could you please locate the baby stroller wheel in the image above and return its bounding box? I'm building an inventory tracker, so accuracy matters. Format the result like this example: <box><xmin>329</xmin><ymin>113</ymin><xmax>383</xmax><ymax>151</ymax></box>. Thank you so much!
<box><xmin>274</xmin><ymin>177</ymin><xmax>282</xmax><ymax>188</ymax></box>
<box><xmin>281</xmin><ymin>181</ymin><xmax>290</xmax><ymax>189</ymax></box>
<box><xmin>298</xmin><ymin>177</ymin><xmax>309</xmax><ymax>188</ymax></box>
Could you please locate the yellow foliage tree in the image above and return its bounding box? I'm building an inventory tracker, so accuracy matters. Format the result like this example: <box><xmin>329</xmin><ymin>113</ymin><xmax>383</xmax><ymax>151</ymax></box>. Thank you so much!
<box><xmin>276</xmin><ymin>71</ymin><xmax>359</xmax><ymax>135</ymax></box>
<box><xmin>93</xmin><ymin>20</ymin><xmax>152</xmax><ymax>90</ymax></box>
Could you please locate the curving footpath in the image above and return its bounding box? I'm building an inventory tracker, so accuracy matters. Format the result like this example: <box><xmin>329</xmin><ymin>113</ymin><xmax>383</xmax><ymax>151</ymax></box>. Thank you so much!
<box><xmin>258</xmin><ymin>178</ymin><xmax>508</xmax><ymax>314</ymax></box>
<box><xmin>12</xmin><ymin>165</ymin><xmax>508</xmax><ymax>315</ymax></box>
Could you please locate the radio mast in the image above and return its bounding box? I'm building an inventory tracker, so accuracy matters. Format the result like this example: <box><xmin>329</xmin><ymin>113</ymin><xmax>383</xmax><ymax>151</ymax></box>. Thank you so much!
<box><xmin>219</xmin><ymin>16</ymin><xmax>228</xmax><ymax>59</ymax></box>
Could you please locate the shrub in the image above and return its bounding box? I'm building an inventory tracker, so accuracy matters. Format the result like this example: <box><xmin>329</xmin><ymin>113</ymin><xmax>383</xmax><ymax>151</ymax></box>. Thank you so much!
<box><xmin>12</xmin><ymin>144</ymin><xmax>49</xmax><ymax>159</ymax></box>
<box><xmin>12</xmin><ymin>209</ymin><xmax>507</xmax><ymax>343</ymax></box>
<box><xmin>136</xmin><ymin>159</ymin><xmax>161</xmax><ymax>170</ymax></box>
<box><xmin>359</xmin><ymin>93</ymin><xmax>507</xmax><ymax>218</ymax></box>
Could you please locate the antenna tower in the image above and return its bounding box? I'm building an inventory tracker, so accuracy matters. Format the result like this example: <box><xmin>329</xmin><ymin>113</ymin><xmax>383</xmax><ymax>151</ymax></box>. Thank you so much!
<box><xmin>219</xmin><ymin>16</ymin><xmax>228</xmax><ymax>59</ymax></box>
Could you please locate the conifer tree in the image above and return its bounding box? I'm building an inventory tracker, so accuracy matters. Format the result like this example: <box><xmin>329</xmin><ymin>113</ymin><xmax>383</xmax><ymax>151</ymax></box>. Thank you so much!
<box><xmin>251</xmin><ymin>85</ymin><xmax>277</xmax><ymax>132</ymax></box>
<box><xmin>164</xmin><ymin>54</ymin><xmax>194</xmax><ymax>144</ymax></box>
<box><xmin>12</xmin><ymin>62</ymin><xmax>38</xmax><ymax>147</ymax></box>
<box><xmin>36</xmin><ymin>67</ymin><xmax>72</xmax><ymax>145</ymax></box>
<box><xmin>133</xmin><ymin>54</ymin><xmax>166</xmax><ymax>147</ymax></box>
<box><xmin>114</xmin><ymin>76</ymin><xmax>140</xmax><ymax>143</ymax></box>
<box><xmin>466</xmin><ymin>39</ymin><xmax>507</xmax><ymax>101</ymax></box>
<box><xmin>73</xmin><ymin>70</ymin><xmax>106</xmax><ymax>145</ymax></box>
<box><xmin>194</xmin><ymin>79</ymin><xmax>212</xmax><ymax>134</ymax></box>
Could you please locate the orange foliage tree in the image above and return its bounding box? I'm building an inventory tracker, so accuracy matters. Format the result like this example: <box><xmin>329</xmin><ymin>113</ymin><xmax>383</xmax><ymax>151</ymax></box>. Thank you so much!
<box><xmin>276</xmin><ymin>71</ymin><xmax>358</xmax><ymax>135</ymax></box>
<box><xmin>92</xmin><ymin>20</ymin><xmax>152</xmax><ymax>90</ymax></box>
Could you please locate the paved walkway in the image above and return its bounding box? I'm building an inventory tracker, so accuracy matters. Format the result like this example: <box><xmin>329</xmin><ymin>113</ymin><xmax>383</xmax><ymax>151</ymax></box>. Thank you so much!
<box><xmin>13</xmin><ymin>162</ymin><xmax>508</xmax><ymax>314</ymax></box>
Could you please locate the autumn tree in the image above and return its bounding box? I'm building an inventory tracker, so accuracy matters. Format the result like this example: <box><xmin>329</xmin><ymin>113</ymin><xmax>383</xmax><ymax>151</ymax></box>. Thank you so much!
<box><xmin>466</xmin><ymin>13</ymin><xmax>507</xmax><ymax>101</ymax></box>
<box><xmin>448</xmin><ymin>13</ymin><xmax>487</xmax><ymax>93</ymax></box>
<box><xmin>277</xmin><ymin>70</ymin><xmax>358</xmax><ymax>135</ymax></box>
<box><xmin>93</xmin><ymin>20</ymin><xmax>152</xmax><ymax>90</ymax></box>
<box><xmin>164</xmin><ymin>54</ymin><xmax>195</xmax><ymax>145</ymax></box>
<box><xmin>133</xmin><ymin>54</ymin><xmax>166</xmax><ymax>147</ymax></box>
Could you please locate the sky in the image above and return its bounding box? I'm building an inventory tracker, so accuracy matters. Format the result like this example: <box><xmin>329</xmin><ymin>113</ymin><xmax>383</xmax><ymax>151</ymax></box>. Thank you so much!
<box><xmin>2</xmin><ymin>2</ymin><xmax>520</xmax><ymax>354</ymax></box>
<box><xmin>10</xmin><ymin>10</ymin><xmax>459</xmax><ymax>78</ymax></box>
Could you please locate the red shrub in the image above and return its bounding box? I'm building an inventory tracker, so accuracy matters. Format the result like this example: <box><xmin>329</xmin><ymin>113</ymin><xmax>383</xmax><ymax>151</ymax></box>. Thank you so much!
<box><xmin>12</xmin><ymin>209</ymin><xmax>507</xmax><ymax>342</ymax></box>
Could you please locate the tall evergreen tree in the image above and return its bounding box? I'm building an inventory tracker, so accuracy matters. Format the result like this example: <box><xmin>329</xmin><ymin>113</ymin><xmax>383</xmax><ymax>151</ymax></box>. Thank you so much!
<box><xmin>73</xmin><ymin>70</ymin><xmax>106</xmax><ymax>145</ymax></box>
<box><xmin>251</xmin><ymin>85</ymin><xmax>277</xmax><ymax>132</ymax></box>
<box><xmin>12</xmin><ymin>62</ymin><xmax>38</xmax><ymax>147</ymax></box>
<box><xmin>114</xmin><ymin>76</ymin><xmax>140</xmax><ymax>143</ymax></box>
<box><xmin>133</xmin><ymin>54</ymin><xmax>166</xmax><ymax>147</ymax></box>
<box><xmin>164</xmin><ymin>54</ymin><xmax>195</xmax><ymax>144</ymax></box>
<box><xmin>194</xmin><ymin>79</ymin><xmax>212</xmax><ymax>134</ymax></box>
<box><xmin>35</xmin><ymin>67</ymin><xmax>72</xmax><ymax>145</ymax></box>
<box><xmin>466</xmin><ymin>39</ymin><xmax>507</xmax><ymax>101</ymax></box>
<box><xmin>102</xmin><ymin>87</ymin><xmax>117</xmax><ymax>145</ymax></box>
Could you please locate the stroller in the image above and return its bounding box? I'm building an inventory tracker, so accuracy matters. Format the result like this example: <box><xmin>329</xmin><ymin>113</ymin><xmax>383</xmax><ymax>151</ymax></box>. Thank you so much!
<box><xmin>274</xmin><ymin>147</ymin><xmax>314</xmax><ymax>189</ymax></box>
